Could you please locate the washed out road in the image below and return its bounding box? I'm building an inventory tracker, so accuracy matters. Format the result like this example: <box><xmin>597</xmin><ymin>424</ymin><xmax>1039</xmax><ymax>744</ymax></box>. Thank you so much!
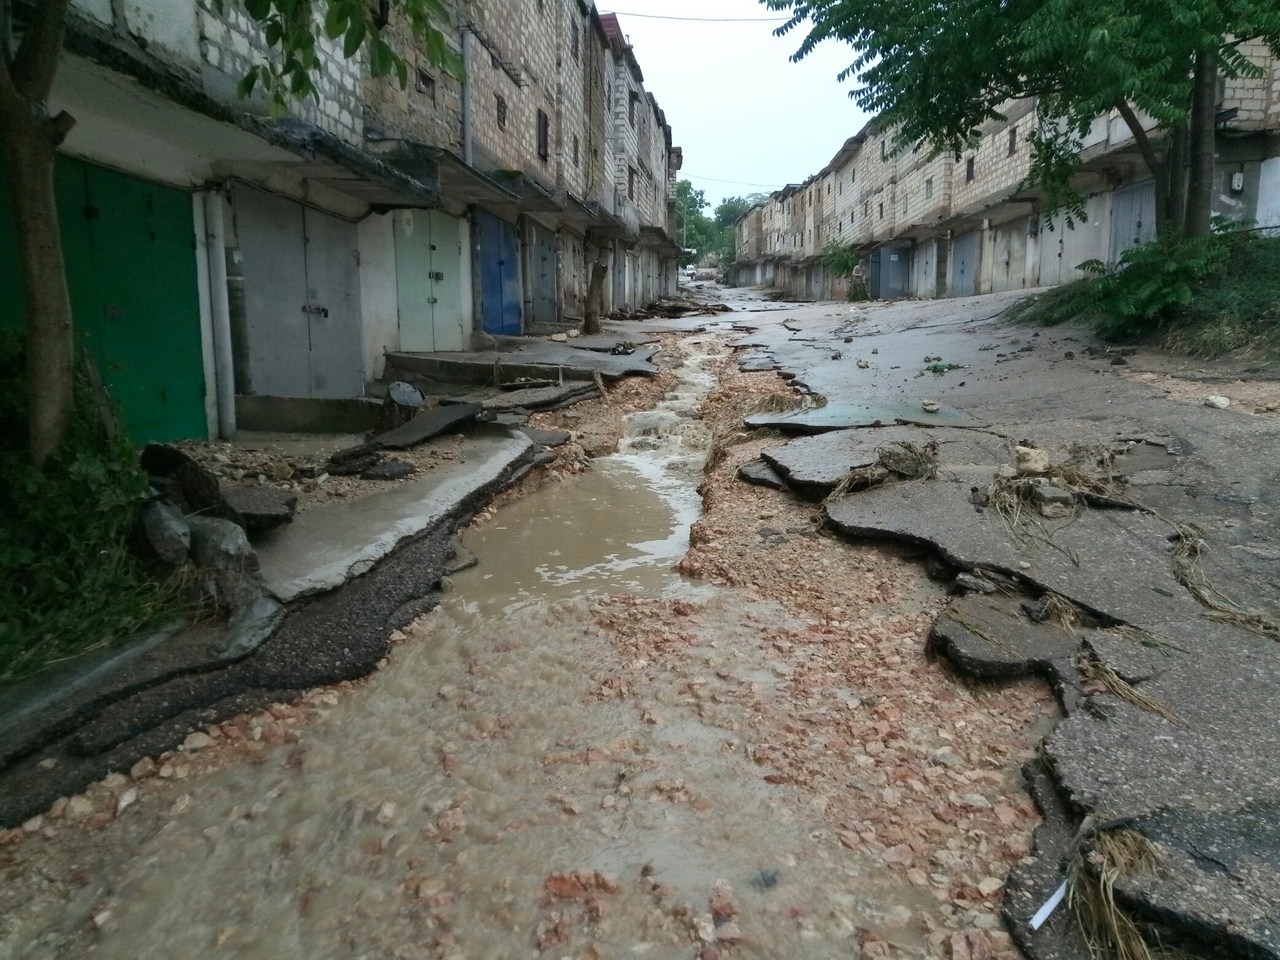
<box><xmin>2</xmin><ymin>287</ymin><xmax>1278</xmax><ymax>960</ymax></box>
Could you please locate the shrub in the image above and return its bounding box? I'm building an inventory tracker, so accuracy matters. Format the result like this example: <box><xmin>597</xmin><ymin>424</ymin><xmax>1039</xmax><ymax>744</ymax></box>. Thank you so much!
<box><xmin>0</xmin><ymin>333</ymin><xmax>178</xmax><ymax>685</ymax></box>
<box><xmin>1008</xmin><ymin>229</ymin><xmax>1280</xmax><ymax>358</ymax></box>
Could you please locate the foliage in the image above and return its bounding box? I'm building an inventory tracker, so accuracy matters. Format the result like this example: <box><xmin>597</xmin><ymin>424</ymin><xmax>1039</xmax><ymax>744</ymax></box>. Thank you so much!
<box><xmin>820</xmin><ymin>241</ymin><xmax>860</xmax><ymax>277</ymax></box>
<box><xmin>223</xmin><ymin>0</ymin><xmax>464</xmax><ymax>113</ymax></box>
<box><xmin>1008</xmin><ymin>230</ymin><xmax>1280</xmax><ymax>355</ymax></box>
<box><xmin>673</xmin><ymin>180</ymin><xmax>737</xmax><ymax>266</ymax></box>
<box><xmin>762</xmin><ymin>0</ymin><xmax>1280</xmax><ymax>235</ymax></box>
<box><xmin>0</xmin><ymin>333</ymin><xmax>178</xmax><ymax>685</ymax></box>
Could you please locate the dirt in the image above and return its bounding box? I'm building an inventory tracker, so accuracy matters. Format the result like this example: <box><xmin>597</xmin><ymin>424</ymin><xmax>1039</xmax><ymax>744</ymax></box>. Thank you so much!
<box><xmin>1118</xmin><ymin>368</ymin><xmax>1280</xmax><ymax>412</ymax></box>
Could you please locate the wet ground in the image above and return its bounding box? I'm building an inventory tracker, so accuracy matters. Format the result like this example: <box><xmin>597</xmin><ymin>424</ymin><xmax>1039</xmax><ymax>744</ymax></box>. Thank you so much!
<box><xmin>0</xmin><ymin>320</ymin><xmax>1054</xmax><ymax>960</ymax></box>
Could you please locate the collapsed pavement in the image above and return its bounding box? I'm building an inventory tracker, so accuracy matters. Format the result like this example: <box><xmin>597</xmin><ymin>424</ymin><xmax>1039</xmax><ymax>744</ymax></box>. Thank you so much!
<box><xmin>730</xmin><ymin>289</ymin><xmax>1280</xmax><ymax>960</ymax></box>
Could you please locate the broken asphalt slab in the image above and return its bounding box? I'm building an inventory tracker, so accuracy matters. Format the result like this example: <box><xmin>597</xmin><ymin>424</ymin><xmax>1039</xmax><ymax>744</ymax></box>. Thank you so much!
<box><xmin>732</xmin><ymin>289</ymin><xmax>1280</xmax><ymax>960</ymax></box>
<box><xmin>762</xmin><ymin>425</ymin><xmax>1007</xmax><ymax>496</ymax></box>
<box><xmin>385</xmin><ymin>340</ymin><xmax>658</xmax><ymax>386</ymax></box>
<box><xmin>371</xmin><ymin>402</ymin><xmax>482</xmax><ymax>450</ymax></box>
<box><xmin>0</xmin><ymin>426</ymin><xmax>536</xmax><ymax>828</ymax></box>
<box><xmin>746</xmin><ymin>401</ymin><xmax>988</xmax><ymax>433</ymax></box>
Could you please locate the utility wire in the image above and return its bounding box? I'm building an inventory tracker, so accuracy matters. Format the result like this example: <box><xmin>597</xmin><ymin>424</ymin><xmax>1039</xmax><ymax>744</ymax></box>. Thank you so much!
<box><xmin>602</xmin><ymin>10</ymin><xmax>790</xmax><ymax>22</ymax></box>
<box><xmin>685</xmin><ymin>173</ymin><xmax>786</xmax><ymax>188</ymax></box>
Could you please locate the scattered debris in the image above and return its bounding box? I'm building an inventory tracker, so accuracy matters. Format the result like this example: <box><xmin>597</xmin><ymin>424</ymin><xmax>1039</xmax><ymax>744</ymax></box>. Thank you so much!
<box><xmin>1204</xmin><ymin>395</ymin><xmax>1230</xmax><ymax>409</ymax></box>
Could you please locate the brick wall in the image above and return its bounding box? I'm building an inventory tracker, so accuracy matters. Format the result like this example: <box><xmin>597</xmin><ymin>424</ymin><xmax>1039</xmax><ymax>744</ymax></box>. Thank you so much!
<box><xmin>363</xmin><ymin>6</ymin><xmax>464</xmax><ymax>153</ymax></box>
<box><xmin>196</xmin><ymin>0</ymin><xmax>363</xmax><ymax>144</ymax></box>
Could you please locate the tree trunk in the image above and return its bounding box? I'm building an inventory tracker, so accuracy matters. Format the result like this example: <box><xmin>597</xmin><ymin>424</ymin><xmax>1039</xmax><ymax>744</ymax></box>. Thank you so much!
<box><xmin>1</xmin><ymin>116</ymin><xmax>74</xmax><ymax>467</ymax></box>
<box><xmin>1165</xmin><ymin>120</ymin><xmax>1188</xmax><ymax>239</ymax></box>
<box><xmin>1184</xmin><ymin>49</ymin><xmax>1219</xmax><ymax>239</ymax></box>
<box><xmin>582</xmin><ymin>260</ymin><xmax>607</xmax><ymax>335</ymax></box>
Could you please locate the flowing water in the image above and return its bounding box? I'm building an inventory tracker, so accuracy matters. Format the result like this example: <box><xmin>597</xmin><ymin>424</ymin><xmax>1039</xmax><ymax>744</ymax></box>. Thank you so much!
<box><xmin>29</xmin><ymin>335</ymin><xmax>942</xmax><ymax>959</ymax></box>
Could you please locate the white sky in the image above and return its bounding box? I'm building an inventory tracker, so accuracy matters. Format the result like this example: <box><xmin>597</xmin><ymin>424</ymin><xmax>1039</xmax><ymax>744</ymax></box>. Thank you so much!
<box><xmin>601</xmin><ymin>1</ymin><xmax>871</xmax><ymax>211</ymax></box>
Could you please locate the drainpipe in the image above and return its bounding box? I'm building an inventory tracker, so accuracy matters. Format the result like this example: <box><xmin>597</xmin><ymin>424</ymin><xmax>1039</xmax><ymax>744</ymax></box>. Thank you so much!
<box><xmin>204</xmin><ymin>190</ymin><xmax>237</xmax><ymax>439</ymax></box>
<box><xmin>192</xmin><ymin>194</ymin><xmax>219</xmax><ymax>438</ymax></box>
<box><xmin>461</xmin><ymin>29</ymin><xmax>475</xmax><ymax>167</ymax></box>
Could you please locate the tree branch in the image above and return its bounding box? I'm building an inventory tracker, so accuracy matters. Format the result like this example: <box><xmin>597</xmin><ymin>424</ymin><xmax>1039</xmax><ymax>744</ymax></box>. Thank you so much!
<box><xmin>12</xmin><ymin>0</ymin><xmax>71</xmax><ymax>102</ymax></box>
<box><xmin>0</xmin><ymin>0</ymin><xmax>18</xmax><ymax>110</ymax></box>
<box><xmin>1115</xmin><ymin>99</ymin><xmax>1161</xmax><ymax>177</ymax></box>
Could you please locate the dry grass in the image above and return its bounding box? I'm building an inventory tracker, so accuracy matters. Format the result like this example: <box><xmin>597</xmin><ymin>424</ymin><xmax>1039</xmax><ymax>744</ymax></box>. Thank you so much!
<box><xmin>1080</xmin><ymin>659</ymin><xmax>1183</xmax><ymax>725</ymax></box>
<box><xmin>745</xmin><ymin>392</ymin><xmax>806</xmax><ymax>415</ymax></box>
<box><xmin>946</xmin><ymin>612</ymin><xmax>1025</xmax><ymax>660</ymax></box>
<box><xmin>1171</xmin><ymin>524</ymin><xmax>1280</xmax><ymax>641</ymax></box>
<box><xmin>1069</xmin><ymin>827</ymin><xmax>1164</xmax><ymax>960</ymax></box>
<box><xmin>1041</xmin><ymin>592</ymin><xmax>1090</xmax><ymax>632</ymax></box>
<box><xmin>825</xmin><ymin>440</ymin><xmax>939</xmax><ymax>504</ymax></box>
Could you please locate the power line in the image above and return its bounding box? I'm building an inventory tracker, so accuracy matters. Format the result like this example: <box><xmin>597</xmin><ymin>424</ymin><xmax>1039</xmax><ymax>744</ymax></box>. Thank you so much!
<box><xmin>602</xmin><ymin>10</ymin><xmax>790</xmax><ymax>22</ymax></box>
<box><xmin>684</xmin><ymin>173</ymin><xmax>785</xmax><ymax>188</ymax></box>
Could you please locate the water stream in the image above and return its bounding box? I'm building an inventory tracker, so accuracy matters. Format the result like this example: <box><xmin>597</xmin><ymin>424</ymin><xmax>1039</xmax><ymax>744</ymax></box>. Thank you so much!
<box><xmin>52</xmin><ymin>335</ymin><xmax>940</xmax><ymax>959</ymax></box>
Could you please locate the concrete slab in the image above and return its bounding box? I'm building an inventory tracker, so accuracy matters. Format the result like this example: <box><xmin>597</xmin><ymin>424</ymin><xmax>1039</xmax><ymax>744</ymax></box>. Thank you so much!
<box><xmin>256</xmin><ymin>430</ymin><xmax>533</xmax><ymax>601</ymax></box>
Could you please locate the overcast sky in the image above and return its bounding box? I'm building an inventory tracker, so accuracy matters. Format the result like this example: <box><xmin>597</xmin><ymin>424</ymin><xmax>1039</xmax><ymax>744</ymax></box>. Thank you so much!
<box><xmin>601</xmin><ymin>1</ymin><xmax>871</xmax><ymax>211</ymax></box>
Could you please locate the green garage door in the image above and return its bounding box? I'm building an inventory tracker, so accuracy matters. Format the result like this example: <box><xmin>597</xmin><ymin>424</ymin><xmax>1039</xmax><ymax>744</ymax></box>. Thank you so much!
<box><xmin>0</xmin><ymin>156</ymin><xmax>207</xmax><ymax>444</ymax></box>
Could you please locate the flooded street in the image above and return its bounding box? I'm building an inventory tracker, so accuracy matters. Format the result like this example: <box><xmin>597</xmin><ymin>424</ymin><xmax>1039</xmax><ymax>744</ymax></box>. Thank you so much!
<box><xmin>1</xmin><ymin>334</ymin><xmax>1054</xmax><ymax>960</ymax></box>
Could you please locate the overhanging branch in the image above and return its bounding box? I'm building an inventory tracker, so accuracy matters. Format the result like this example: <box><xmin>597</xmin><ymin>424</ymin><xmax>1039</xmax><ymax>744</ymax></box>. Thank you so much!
<box><xmin>12</xmin><ymin>0</ymin><xmax>70</xmax><ymax>102</ymax></box>
<box><xmin>1115</xmin><ymin>99</ymin><xmax>1161</xmax><ymax>177</ymax></box>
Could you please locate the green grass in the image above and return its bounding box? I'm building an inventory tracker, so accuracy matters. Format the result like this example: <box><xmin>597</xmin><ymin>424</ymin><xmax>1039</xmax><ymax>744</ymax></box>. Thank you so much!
<box><xmin>1007</xmin><ymin>230</ymin><xmax>1280</xmax><ymax>359</ymax></box>
<box><xmin>0</xmin><ymin>332</ymin><xmax>187</xmax><ymax>686</ymax></box>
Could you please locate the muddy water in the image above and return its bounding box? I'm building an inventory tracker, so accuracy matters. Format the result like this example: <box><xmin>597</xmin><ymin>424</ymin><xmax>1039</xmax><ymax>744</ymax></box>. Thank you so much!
<box><xmin>70</xmin><ymin>337</ymin><xmax>940</xmax><ymax>959</ymax></box>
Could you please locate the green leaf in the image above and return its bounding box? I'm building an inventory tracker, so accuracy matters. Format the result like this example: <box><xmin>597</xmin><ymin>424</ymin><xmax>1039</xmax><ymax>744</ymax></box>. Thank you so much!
<box><xmin>343</xmin><ymin>18</ymin><xmax>367</xmax><ymax>59</ymax></box>
<box><xmin>237</xmin><ymin>66</ymin><xmax>260</xmax><ymax>97</ymax></box>
<box><xmin>244</xmin><ymin>0</ymin><xmax>271</xmax><ymax>21</ymax></box>
<box><xmin>323</xmin><ymin>4</ymin><xmax>349</xmax><ymax>39</ymax></box>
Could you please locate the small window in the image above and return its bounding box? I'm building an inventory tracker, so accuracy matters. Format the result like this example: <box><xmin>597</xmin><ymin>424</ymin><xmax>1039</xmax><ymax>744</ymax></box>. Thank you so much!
<box><xmin>536</xmin><ymin>109</ymin><xmax>549</xmax><ymax>162</ymax></box>
<box><xmin>628</xmin><ymin>166</ymin><xmax>636</xmax><ymax>200</ymax></box>
<box><xmin>925</xmin><ymin>177</ymin><xmax>933</xmax><ymax>199</ymax></box>
<box><xmin>572</xmin><ymin>134</ymin><xmax>580</xmax><ymax>166</ymax></box>
<box><xmin>966</xmin><ymin>157</ymin><xmax>975</xmax><ymax>182</ymax></box>
<box><xmin>878</xmin><ymin>202</ymin><xmax>884</xmax><ymax>219</ymax></box>
<box><xmin>864</xmin><ymin>200</ymin><xmax>869</xmax><ymax>217</ymax></box>
<box><xmin>571</xmin><ymin>22</ymin><xmax>580</xmax><ymax>62</ymax></box>
<box><xmin>1008</xmin><ymin>126</ymin><xmax>1018</xmax><ymax>156</ymax></box>
<box><xmin>880</xmin><ymin>141</ymin><xmax>887</xmax><ymax>161</ymax></box>
<box><xmin>851</xmin><ymin>169</ymin><xmax>856</xmax><ymax>183</ymax></box>
<box><xmin>491</xmin><ymin>53</ymin><xmax>500</xmax><ymax>69</ymax></box>
<box><xmin>628</xmin><ymin>92</ymin><xmax>639</xmax><ymax>127</ymax></box>
<box><xmin>416</xmin><ymin>68</ymin><xmax>436</xmax><ymax>100</ymax></box>
<box><xmin>495</xmin><ymin>95</ymin><xmax>507</xmax><ymax>130</ymax></box>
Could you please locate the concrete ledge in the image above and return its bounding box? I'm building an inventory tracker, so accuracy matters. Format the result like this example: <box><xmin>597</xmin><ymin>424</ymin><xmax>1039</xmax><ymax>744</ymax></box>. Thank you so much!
<box><xmin>236</xmin><ymin>395</ymin><xmax>382</xmax><ymax>435</ymax></box>
<box><xmin>256</xmin><ymin>428</ymin><xmax>534</xmax><ymax>601</ymax></box>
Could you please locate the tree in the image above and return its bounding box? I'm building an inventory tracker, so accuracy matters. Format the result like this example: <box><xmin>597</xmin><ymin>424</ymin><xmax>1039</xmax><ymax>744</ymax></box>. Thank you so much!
<box><xmin>0</xmin><ymin>0</ymin><xmax>460</xmax><ymax>467</ymax></box>
<box><xmin>764</xmin><ymin>0</ymin><xmax>1280</xmax><ymax>240</ymax></box>
<box><xmin>673</xmin><ymin>179</ymin><xmax>717</xmax><ymax>265</ymax></box>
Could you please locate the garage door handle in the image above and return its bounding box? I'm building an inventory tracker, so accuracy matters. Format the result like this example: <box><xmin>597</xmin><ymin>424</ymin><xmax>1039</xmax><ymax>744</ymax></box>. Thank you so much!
<box><xmin>302</xmin><ymin>305</ymin><xmax>330</xmax><ymax>318</ymax></box>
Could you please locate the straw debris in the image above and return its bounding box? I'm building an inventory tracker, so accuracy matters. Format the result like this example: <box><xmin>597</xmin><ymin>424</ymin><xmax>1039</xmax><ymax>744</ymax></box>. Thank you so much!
<box><xmin>1069</xmin><ymin>827</ymin><xmax>1164</xmax><ymax>960</ymax></box>
<box><xmin>1080</xmin><ymin>659</ymin><xmax>1183</xmax><ymax>725</ymax></box>
<box><xmin>1169</xmin><ymin>525</ymin><xmax>1280</xmax><ymax>641</ymax></box>
<box><xmin>824</xmin><ymin>440</ymin><xmax>939</xmax><ymax>503</ymax></box>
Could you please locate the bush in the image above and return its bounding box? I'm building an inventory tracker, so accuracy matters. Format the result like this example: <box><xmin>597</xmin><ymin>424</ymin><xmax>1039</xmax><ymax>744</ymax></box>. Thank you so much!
<box><xmin>0</xmin><ymin>333</ymin><xmax>178</xmax><ymax>685</ymax></box>
<box><xmin>1007</xmin><ymin>229</ymin><xmax>1280</xmax><ymax>357</ymax></box>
